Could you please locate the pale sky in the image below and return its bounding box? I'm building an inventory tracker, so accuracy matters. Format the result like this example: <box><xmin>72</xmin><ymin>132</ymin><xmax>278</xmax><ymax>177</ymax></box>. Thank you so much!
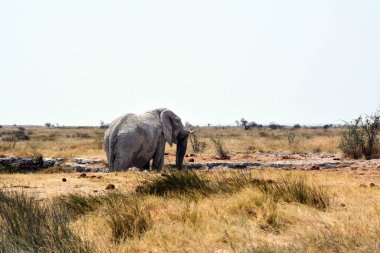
<box><xmin>1</xmin><ymin>0</ymin><xmax>379</xmax><ymax>126</ymax></box>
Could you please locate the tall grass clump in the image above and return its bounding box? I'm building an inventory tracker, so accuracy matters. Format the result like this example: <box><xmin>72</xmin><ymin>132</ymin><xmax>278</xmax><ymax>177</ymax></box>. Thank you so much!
<box><xmin>259</xmin><ymin>174</ymin><xmax>330</xmax><ymax>210</ymax></box>
<box><xmin>136</xmin><ymin>170</ymin><xmax>264</xmax><ymax>197</ymax></box>
<box><xmin>211</xmin><ymin>171</ymin><xmax>256</xmax><ymax>193</ymax></box>
<box><xmin>339</xmin><ymin>113</ymin><xmax>380</xmax><ymax>159</ymax></box>
<box><xmin>54</xmin><ymin>193</ymin><xmax>105</xmax><ymax>219</ymax></box>
<box><xmin>0</xmin><ymin>190</ymin><xmax>90</xmax><ymax>253</ymax></box>
<box><xmin>104</xmin><ymin>194</ymin><xmax>152</xmax><ymax>242</ymax></box>
<box><xmin>136</xmin><ymin>170</ymin><xmax>211</xmax><ymax>196</ymax></box>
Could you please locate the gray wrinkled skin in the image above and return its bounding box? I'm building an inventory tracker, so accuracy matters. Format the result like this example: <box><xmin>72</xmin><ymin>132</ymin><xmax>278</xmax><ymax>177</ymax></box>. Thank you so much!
<box><xmin>104</xmin><ymin>108</ymin><xmax>189</xmax><ymax>171</ymax></box>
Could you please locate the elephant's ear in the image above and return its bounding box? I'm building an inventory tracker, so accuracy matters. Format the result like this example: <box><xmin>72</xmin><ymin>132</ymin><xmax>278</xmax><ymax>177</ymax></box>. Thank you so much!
<box><xmin>161</xmin><ymin>109</ymin><xmax>182</xmax><ymax>146</ymax></box>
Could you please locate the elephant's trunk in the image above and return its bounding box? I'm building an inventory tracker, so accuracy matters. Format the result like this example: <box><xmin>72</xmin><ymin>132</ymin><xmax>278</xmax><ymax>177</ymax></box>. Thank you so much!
<box><xmin>176</xmin><ymin>135</ymin><xmax>188</xmax><ymax>169</ymax></box>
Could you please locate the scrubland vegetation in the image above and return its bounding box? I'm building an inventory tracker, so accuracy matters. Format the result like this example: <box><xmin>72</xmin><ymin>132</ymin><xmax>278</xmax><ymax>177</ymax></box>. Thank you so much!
<box><xmin>0</xmin><ymin>169</ymin><xmax>379</xmax><ymax>252</ymax></box>
<box><xmin>0</xmin><ymin>113</ymin><xmax>379</xmax><ymax>252</ymax></box>
<box><xmin>1</xmin><ymin>113</ymin><xmax>379</xmax><ymax>160</ymax></box>
<box><xmin>0</xmin><ymin>125</ymin><xmax>343</xmax><ymax>160</ymax></box>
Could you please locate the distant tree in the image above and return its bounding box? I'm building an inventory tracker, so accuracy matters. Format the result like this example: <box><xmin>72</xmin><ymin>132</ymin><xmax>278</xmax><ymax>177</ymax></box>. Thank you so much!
<box><xmin>240</xmin><ymin>118</ymin><xmax>249</xmax><ymax>130</ymax></box>
<box><xmin>45</xmin><ymin>122</ymin><xmax>52</xmax><ymax>128</ymax></box>
<box><xmin>293</xmin><ymin>124</ymin><xmax>301</xmax><ymax>129</ymax></box>
<box><xmin>268</xmin><ymin>123</ymin><xmax>284</xmax><ymax>130</ymax></box>
<box><xmin>0</xmin><ymin>125</ymin><xmax>3</xmax><ymax>128</ymax></box>
<box><xmin>323</xmin><ymin>124</ymin><xmax>333</xmax><ymax>130</ymax></box>
<box><xmin>248</xmin><ymin>121</ymin><xmax>262</xmax><ymax>128</ymax></box>
<box><xmin>235</xmin><ymin>120</ymin><xmax>240</xmax><ymax>127</ymax></box>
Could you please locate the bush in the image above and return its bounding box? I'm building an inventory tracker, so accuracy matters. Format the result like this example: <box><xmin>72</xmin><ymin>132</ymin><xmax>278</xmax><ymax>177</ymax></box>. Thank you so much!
<box><xmin>293</xmin><ymin>124</ymin><xmax>301</xmax><ymax>129</ymax></box>
<box><xmin>287</xmin><ymin>130</ymin><xmax>297</xmax><ymax>147</ymax></box>
<box><xmin>189</xmin><ymin>131</ymin><xmax>206</xmax><ymax>153</ymax></box>
<box><xmin>339</xmin><ymin>114</ymin><xmax>380</xmax><ymax>159</ymax></box>
<box><xmin>0</xmin><ymin>190</ymin><xmax>90</xmax><ymax>252</ymax></box>
<box><xmin>210</xmin><ymin>136</ymin><xmax>230</xmax><ymax>159</ymax></box>
<box><xmin>268</xmin><ymin>123</ymin><xmax>284</xmax><ymax>130</ymax></box>
<box><xmin>2</xmin><ymin>129</ymin><xmax>29</xmax><ymax>142</ymax></box>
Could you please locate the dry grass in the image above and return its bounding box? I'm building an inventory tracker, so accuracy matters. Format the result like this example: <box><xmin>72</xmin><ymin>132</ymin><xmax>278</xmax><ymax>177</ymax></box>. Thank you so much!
<box><xmin>0</xmin><ymin>169</ymin><xmax>379</xmax><ymax>252</ymax></box>
<box><xmin>0</xmin><ymin>126</ymin><xmax>341</xmax><ymax>161</ymax></box>
<box><xmin>0</xmin><ymin>125</ymin><xmax>379</xmax><ymax>252</ymax></box>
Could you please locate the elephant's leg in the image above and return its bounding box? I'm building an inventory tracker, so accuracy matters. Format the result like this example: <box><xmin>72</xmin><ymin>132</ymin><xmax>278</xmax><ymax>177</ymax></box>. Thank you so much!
<box><xmin>152</xmin><ymin>141</ymin><xmax>166</xmax><ymax>171</ymax></box>
<box><xmin>141</xmin><ymin>161</ymin><xmax>150</xmax><ymax>171</ymax></box>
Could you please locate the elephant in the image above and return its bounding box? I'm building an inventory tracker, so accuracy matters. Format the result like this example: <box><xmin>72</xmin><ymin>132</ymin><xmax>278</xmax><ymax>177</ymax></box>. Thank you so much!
<box><xmin>104</xmin><ymin>108</ymin><xmax>190</xmax><ymax>171</ymax></box>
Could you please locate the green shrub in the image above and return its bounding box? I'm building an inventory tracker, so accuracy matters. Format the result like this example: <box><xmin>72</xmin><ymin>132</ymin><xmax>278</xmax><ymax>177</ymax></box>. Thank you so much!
<box><xmin>339</xmin><ymin>114</ymin><xmax>380</xmax><ymax>159</ymax></box>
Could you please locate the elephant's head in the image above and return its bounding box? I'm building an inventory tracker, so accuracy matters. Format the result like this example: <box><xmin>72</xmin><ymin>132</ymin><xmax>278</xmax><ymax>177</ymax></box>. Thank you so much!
<box><xmin>161</xmin><ymin>109</ymin><xmax>190</xmax><ymax>168</ymax></box>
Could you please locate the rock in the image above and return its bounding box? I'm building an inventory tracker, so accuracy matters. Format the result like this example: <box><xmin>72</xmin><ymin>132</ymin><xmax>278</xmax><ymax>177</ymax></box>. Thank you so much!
<box><xmin>370</xmin><ymin>183</ymin><xmax>376</xmax><ymax>187</ymax></box>
<box><xmin>78</xmin><ymin>173</ymin><xmax>87</xmax><ymax>178</ymax></box>
<box><xmin>74</xmin><ymin>166</ymin><xmax>88</xmax><ymax>172</ymax></box>
<box><xmin>186</xmin><ymin>163</ymin><xmax>204</xmax><ymax>169</ymax></box>
<box><xmin>189</xmin><ymin>154</ymin><xmax>195</xmax><ymax>157</ymax></box>
<box><xmin>310</xmin><ymin>165</ymin><xmax>320</xmax><ymax>170</ymax></box>
<box><xmin>0</xmin><ymin>157</ymin><xmax>64</xmax><ymax>170</ymax></box>
<box><xmin>74</xmin><ymin>158</ymin><xmax>103</xmax><ymax>165</ymax></box>
<box><xmin>74</xmin><ymin>165</ymin><xmax>107</xmax><ymax>173</ymax></box>
<box><xmin>62</xmin><ymin>178</ymin><xmax>67</xmax><ymax>182</ymax></box>
<box><xmin>189</xmin><ymin>158</ymin><xmax>195</xmax><ymax>162</ymax></box>
<box><xmin>106</xmin><ymin>184</ymin><xmax>115</xmax><ymax>190</ymax></box>
<box><xmin>340</xmin><ymin>203</ymin><xmax>346</xmax><ymax>207</ymax></box>
<box><xmin>43</xmin><ymin>158</ymin><xmax>64</xmax><ymax>167</ymax></box>
<box><xmin>93</xmin><ymin>190</ymin><xmax>98</xmax><ymax>193</ymax></box>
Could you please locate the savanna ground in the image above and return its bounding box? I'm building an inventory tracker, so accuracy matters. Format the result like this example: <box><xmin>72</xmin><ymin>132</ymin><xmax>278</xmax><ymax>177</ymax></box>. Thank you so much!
<box><xmin>0</xmin><ymin>125</ymin><xmax>379</xmax><ymax>252</ymax></box>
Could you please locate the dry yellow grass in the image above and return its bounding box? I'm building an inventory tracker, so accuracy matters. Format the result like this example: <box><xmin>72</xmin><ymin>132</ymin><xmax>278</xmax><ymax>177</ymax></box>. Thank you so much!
<box><xmin>0</xmin><ymin>126</ymin><xmax>341</xmax><ymax>161</ymax></box>
<box><xmin>1</xmin><ymin>168</ymin><xmax>379</xmax><ymax>252</ymax></box>
<box><xmin>1</xmin><ymin>126</ymin><xmax>379</xmax><ymax>252</ymax></box>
